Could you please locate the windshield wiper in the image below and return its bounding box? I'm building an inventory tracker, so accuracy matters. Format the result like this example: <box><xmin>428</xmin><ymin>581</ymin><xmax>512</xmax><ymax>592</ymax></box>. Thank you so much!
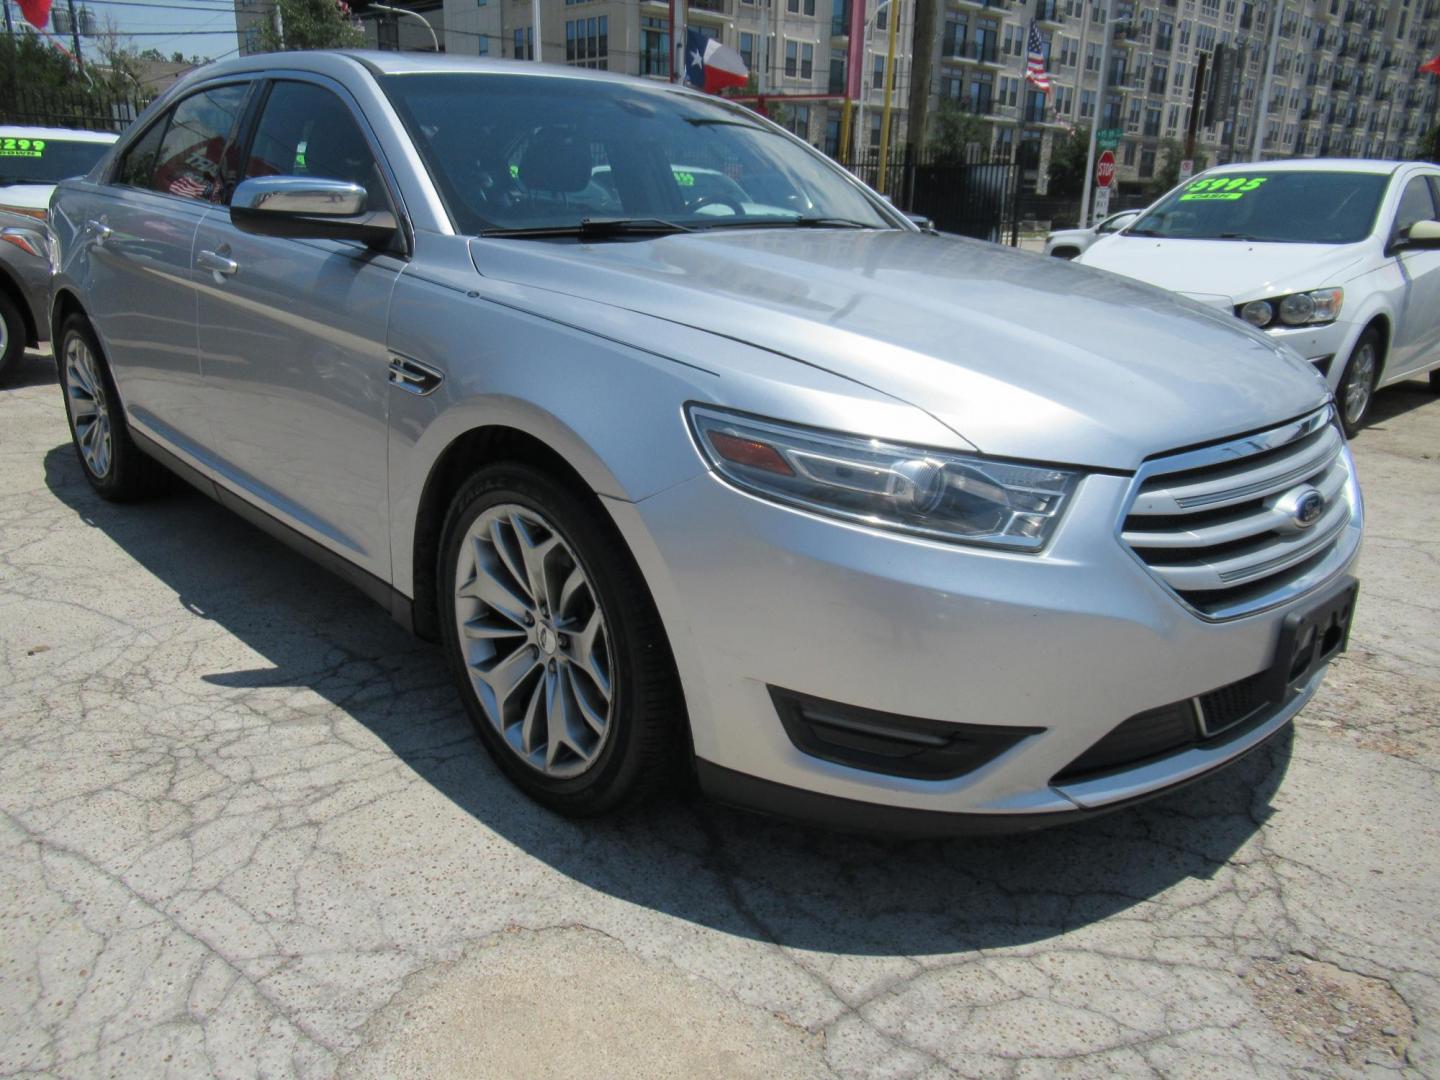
<box><xmin>479</xmin><ymin>218</ymin><xmax>692</xmax><ymax>239</ymax></box>
<box><xmin>697</xmin><ymin>216</ymin><xmax>882</xmax><ymax>231</ymax></box>
<box><xmin>1124</xmin><ymin>227</ymin><xmax>1164</xmax><ymax>236</ymax></box>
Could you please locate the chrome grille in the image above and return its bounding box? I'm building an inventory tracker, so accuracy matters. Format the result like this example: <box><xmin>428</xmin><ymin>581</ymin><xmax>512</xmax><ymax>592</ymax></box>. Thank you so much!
<box><xmin>1121</xmin><ymin>407</ymin><xmax>1361</xmax><ymax>620</ymax></box>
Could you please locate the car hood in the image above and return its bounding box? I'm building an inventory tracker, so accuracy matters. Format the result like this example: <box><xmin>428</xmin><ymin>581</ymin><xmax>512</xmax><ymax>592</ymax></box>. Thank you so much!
<box><xmin>1079</xmin><ymin>235</ymin><xmax>1370</xmax><ymax>305</ymax></box>
<box><xmin>0</xmin><ymin>184</ymin><xmax>53</xmax><ymax>212</ymax></box>
<box><xmin>470</xmin><ymin>230</ymin><xmax>1329</xmax><ymax>471</ymax></box>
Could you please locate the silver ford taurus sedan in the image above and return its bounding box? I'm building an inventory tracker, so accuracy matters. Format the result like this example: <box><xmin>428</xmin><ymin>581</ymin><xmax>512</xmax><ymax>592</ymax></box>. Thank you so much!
<box><xmin>49</xmin><ymin>52</ymin><xmax>1362</xmax><ymax>833</ymax></box>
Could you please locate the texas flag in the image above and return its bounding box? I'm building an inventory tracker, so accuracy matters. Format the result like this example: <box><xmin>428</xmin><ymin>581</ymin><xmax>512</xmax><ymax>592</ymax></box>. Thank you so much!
<box><xmin>1420</xmin><ymin>53</ymin><xmax>1440</xmax><ymax>77</ymax></box>
<box><xmin>684</xmin><ymin>27</ymin><xmax>748</xmax><ymax>94</ymax></box>
<box><xmin>17</xmin><ymin>0</ymin><xmax>54</xmax><ymax>29</ymax></box>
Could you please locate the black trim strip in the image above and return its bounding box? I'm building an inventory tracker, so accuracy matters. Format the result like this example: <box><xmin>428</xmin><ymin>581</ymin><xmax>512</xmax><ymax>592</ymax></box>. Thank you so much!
<box><xmin>129</xmin><ymin>429</ymin><xmax>414</xmax><ymax>633</ymax></box>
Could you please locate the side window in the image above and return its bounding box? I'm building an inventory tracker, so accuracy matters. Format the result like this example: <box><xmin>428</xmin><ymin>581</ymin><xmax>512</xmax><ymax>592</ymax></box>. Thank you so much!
<box><xmin>149</xmin><ymin>84</ymin><xmax>249</xmax><ymax>201</ymax></box>
<box><xmin>243</xmin><ymin>81</ymin><xmax>392</xmax><ymax>212</ymax></box>
<box><xmin>116</xmin><ymin>118</ymin><xmax>167</xmax><ymax>188</ymax></box>
<box><xmin>1393</xmin><ymin>176</ymin><xmax>1437</xmax><ymax>239</ymax></box>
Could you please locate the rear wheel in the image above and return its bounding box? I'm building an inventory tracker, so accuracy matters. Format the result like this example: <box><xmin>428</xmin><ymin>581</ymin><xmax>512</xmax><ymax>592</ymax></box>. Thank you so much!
<box><xmin>57</xmin><ymin>314</ymin><xmax>164</xmax><ymax>500</ymax></box>
<box><xmin>0</xmin><ymin>290</ymin><xmax>24</xmax><ymax>383</ymax></box>
<box><xmin>1337</xmin><ymin>328</ymin><xmax>1381</xmax><ymax>438</ymax></box>
<box><xmin>438</xmin><ymin>464</ymin><xmax>685</xmax><ymax>816</ymax></box>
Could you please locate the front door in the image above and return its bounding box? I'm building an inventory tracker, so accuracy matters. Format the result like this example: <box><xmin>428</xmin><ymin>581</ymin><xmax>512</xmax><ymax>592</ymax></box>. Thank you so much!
<box><xmin>195</xmin><ymin>78</ymin><xmax>403</xmax><ymax>582</ymax></box>
<box><xmin>74</xmin><ymin>82</ymin><xmax>250</xmax><ymax>456</ymax></box>
<box><xmin>1387</xmin><ymin>174</ymin><xmax>1440</xmax><ymax>378</ymax></box>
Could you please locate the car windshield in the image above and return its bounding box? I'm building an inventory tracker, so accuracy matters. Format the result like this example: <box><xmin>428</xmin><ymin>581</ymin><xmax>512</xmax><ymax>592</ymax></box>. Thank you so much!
<box><xmin>0</xmin><ymin>135</ymin><xmax>111</xmax><ymax>185</ymax></box>
<box><xmin>380</xmin><ymin>73</ymin><xmax>894</xmax><ymax>235</ymax></box>
<box><xmin>1127</xmin><ymin>170</ymin><xmax>1389</xmax><ymax>244</ymax></box>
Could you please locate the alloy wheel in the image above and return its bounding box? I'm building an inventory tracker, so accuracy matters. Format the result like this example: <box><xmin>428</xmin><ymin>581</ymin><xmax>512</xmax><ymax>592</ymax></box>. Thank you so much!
<box><xmin>1342</xmin><ymin>342</ymin><xmax>1376</xmax><ymax>429</ymax></box>
<box><xmin>453</xmin><ymin>503</ymin><xmax>613</xmax><ymax>778</ymax></box>
<box><xmin>65</xmin><ymin>333</ymin><xmax>113</xmax><ymax>478</ymax></box>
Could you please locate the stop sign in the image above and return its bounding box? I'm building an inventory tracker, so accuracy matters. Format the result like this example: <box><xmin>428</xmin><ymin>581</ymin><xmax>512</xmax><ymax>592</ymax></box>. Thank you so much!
<box><xmin>1097</xmin><ymin>150</ymin><xmax>1116</xmax><ymax>189</ymax></box>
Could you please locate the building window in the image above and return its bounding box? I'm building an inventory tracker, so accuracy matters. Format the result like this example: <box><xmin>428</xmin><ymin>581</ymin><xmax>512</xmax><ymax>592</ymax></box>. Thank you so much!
<box><xmin>739</xmin><ymin>31</ymin><xmax>754</xmax><ymax>70</ymax></box>
<box><xmin>1123</xmin><ymin>140</ymin><xmax>1136</xmax><ymax>165</ymax></box>
<box><xmin>477</xmin><ymin>35</ymin><xmax>488</xmax><ymax>56</ymax></box>
<box><xmin>565</xmin><ymin>16</ymin><xmax>607</xmax><ymax>68</ymax></box>
<box><xmin>872</xmin><ymin>52</ymin><xmax>884</xmax><ymax>89</ymax></box>
<box><xmin>801</xmin><ymin>43</ymin><xmax>814</xmax><ymax>80</ymax></box>
<box><xmin>1079</xmin><ymin>88</ymin><xmax>1095</xmax><ymax>119</ymax></box>
<box><xmin>513</xmin><ymin>26</ymin><xmax>533</xmax><ymax>60</ymax></box>
<box><xmin>1139</xmin><ymin>147</ymin><xmax>1156</xmax><ymax>177</ymax></box>
<box><xmin>786</xmin><ymin>39</ymin><xmax>798</xmax><ymax>77</ymax></box>
<box><xmin>641</xmin><ymin>16</ymin><xmax>669</xmax><ymax>76</ymax></box>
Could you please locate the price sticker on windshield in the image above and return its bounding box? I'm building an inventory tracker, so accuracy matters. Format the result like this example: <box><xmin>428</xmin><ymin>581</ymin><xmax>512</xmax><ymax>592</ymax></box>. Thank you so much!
<box><xmin>1180</xmin><ymin>176</ymin><xmax>1267</xmax><ymax>201</ymax></box>
<box><xmin>0</xmin><ymin>137</ymin><xmax>46</xmax><ymax>158</ymax></box>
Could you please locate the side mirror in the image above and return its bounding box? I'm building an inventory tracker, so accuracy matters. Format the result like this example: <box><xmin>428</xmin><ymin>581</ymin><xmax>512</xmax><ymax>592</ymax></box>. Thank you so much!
<box><xmin>1397</xmin><ymin>218</ymin><xmax>1440</xmax><ymax>251</ymax></box>
<box><xmin>230</xmin><ymin>176</ymin><xmax>398</xmax><ymax>246</ymax></box>
<box><xmin>904</xmin><ymin>212</ymin><xmax>937</xmax><ymax>233</ymax></box>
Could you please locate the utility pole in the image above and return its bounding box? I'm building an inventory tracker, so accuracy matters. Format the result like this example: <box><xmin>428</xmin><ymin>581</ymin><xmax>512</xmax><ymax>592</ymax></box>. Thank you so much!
<box><xmin>66</xmin><ymin>0</ymin><xmax>83</xmax><ymax>70</ymax></box>
<box><xmin>531</xmin><ymin>0</ymin><xmax>541</xmax><ymax>60</ymax></box>
<box><xmin>904</xmin><ymin>0</ymin><xmax>937</xmax><ymax>168</ymax></box>
<box><xmin>1251</xmin><ymin>0</ymin><xmax>1283</xmax><ymax>160</ymax></box>
<box><xmin>272</xmin><ymin>0</ymin><xmax>285</xmax><ymax>50</ymax></box>
<box><xmin>876</xmin><ymin>0</ymin><xmax>901</xmax><ymax>194</ymax></box>
<box><xmin>1079</xmin><ymin>0</ymin><xmax>1116</xmax><ymax>228</ymax></box>
<box><xmin>1184</xmin><ymin>50</ymin><xmax>1208</xmax><ymax>171</ymax></box>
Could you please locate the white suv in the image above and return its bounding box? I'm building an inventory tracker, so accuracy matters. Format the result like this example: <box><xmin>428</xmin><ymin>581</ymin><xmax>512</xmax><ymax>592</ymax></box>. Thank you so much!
<box><xmin>1079</xmin><ymin>159</ymin><xmax>1440</xmax><ymax>435</ymax></box>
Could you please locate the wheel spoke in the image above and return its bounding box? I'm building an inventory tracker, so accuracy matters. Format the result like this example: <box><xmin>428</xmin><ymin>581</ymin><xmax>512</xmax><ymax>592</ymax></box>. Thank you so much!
<box><xmin>457</xmin><ymin>540</ymin><xmax>531</xmax><ymax>626</ymax></box>
<box><xmin>565</xmin><ymin>664</ymin><xmax>607</xmax><ymax>736</ymax></box>
<box><xmin>462</xmin><ymin>613</ymin><xmax>529</xmax><ymax>641</ymax></box>
<box><xmin>520</xmin><ymin>672</ymin><xmax>547</xmax><ymax>757</ymax></box>
<box><xmin>471</xmin><ymin>645</ymin><xmax>540</xmax><ymax>721</ymax></box>
<box><xmin>488</xmin><ymin>516</ymin><xmax>531</xmax><ymax>603</ymax></box>
<box><xmin>512</xmin><ymin>512</ymin><xmax>560</xmax><ymax>614</ymax></box>
<box><xmin>556</xmin><ymin>565</ymin><xmax>586</xmax><ymax>622</ymax></box>
<box><xmin>568</xmin><ymin>608</ymin><xmax>611</xmax><ymax>702</ymax></box>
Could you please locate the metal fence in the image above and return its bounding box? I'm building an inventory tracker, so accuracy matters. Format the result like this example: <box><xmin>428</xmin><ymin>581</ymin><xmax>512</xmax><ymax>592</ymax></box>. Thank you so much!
<box><xmin>848</xmin><ymin>151</ymin><xmax>1019</xmax><ymax>243</ymax></box>
<box><xmin>0</xmin><ymin>87</ymin><xmax>149</xmax><ymax>133</ymax></box>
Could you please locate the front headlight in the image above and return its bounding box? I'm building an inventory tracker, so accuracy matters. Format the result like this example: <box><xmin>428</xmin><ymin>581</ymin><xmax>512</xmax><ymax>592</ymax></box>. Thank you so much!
<box><xmin>1237</xmin><ymin>287</ymin><xmax>1343</xmax><ymax>329</ymax></box>
<box><xmin>687</xmin><ymin>406</ymin><xmax>1082</xmax><ymax>551</ymax></box>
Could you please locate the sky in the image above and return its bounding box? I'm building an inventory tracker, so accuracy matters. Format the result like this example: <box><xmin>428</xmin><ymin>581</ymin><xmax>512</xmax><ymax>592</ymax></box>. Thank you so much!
<box><xmin>5</xmin><ymin>0</ymin><xmax>240</xmax><ymax>64</ymax></box>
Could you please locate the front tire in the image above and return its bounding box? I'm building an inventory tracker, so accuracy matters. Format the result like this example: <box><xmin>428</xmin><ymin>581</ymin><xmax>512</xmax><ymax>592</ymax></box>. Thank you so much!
<box><xmin>1337</xmin><ymin>328</ymin><xmax>1381</xmax><ymax>438</ymax></box>
<box><xmin>57</xmin><ymin>314</ymin><xmax>163</xmax><ymax>500</ymax></box>
<box><xmin>438</xmin><ymin>464</ymin><xmax>685</xmax><ymax>816</ymax></box>
<box><xmin>0</xmin><ymin>289</ymin><xmax>24</xmax><ymax>383</ymax></box>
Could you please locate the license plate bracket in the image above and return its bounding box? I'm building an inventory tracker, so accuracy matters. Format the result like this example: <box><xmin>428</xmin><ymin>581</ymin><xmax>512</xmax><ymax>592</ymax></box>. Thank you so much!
<box><xmin>1257</xmin><ymin>577</ymin><xmax>1359</xmax><ymax>707</ymax></box>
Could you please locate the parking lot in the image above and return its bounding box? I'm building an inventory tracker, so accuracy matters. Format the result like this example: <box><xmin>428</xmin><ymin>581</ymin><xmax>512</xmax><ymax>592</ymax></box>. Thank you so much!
<box><xmin>1</xmin><ymin>345</ymin><xmax>1437</xmax><ymax>1078</ymax></box>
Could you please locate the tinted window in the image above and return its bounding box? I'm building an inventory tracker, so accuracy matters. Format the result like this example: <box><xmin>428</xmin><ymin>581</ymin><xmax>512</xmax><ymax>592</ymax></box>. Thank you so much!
<box><xmin>1393</xmin><ymin>176</ymin><xmax>1437</xmax><ymax>238</ymax></box>
<box><xmin>150</xmin><ymin>84</ymin><xmax>249</xmax><ymax>201</ymax></box>
<box><xmin>243</xmin><ymin>82</ymin><xmax>391</xmax><ymax>212</ymax></box>
<box><xmin>1129</xmin><ymin>171</ymin><xmax>1389</xmax><ymax>244</ymax></box>
<box><xmin>117</xmin><ymin>121</ymin><xmax>166</xmax><ymax>188</ymax></box>
<box><xmin>381</xmin><ymin>73</ymin><xmax>891</xmax><ymax>234</ymax></box>
<box><xmin>0</xmin><ymin>135</ymin><xmax>111</xmax><ymax>184</ymax></box>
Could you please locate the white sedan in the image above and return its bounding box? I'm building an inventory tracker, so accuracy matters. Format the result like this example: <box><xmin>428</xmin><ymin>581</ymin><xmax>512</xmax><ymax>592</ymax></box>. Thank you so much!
<box><xmin>1043</xmin><ymin>209</ymin><xmax>1141</xmax><ymax>259</ymax></box>
<box><xmin>0</xmin><ymin>125</ymin><xmax>118</xmax><ymax>218</ymax></box>
<box><xmin>1079</xmin><ymin>158</ymin><xmax>1440</xmax><ymax>435</ymax></box>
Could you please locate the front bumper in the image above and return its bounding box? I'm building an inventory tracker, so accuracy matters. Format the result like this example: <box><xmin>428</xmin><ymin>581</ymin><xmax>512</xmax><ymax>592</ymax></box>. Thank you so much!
<box><xmin>604</xmin><ymin>461</ymin><xmax>1360</xmax><ymax>831</ymax></box>
<box><xmin>1263</xmin><ymin>319</ymin><xmax>1354</xmax><ymax>391</ymax></box>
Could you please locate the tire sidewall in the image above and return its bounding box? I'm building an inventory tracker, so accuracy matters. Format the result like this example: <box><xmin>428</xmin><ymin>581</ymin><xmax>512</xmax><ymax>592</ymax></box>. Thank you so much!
<box><xmin>58</xmin><ymin>315</ymin><xmax>123</xmax><ymax>494</ymax></box>
<box><xmin>438</xmin><ymin>465</ymin><xmax>647</xmax><ymax>813</ymax></box>
<box><xmin>1339</xmin><ymin>329</ymin><xmax>1381</xmax><ymax>438</ymax></box>
<box><xmin>0</xmin><ymin>290</ymin><xmax>23</xmax><ymax>380</ymax></box>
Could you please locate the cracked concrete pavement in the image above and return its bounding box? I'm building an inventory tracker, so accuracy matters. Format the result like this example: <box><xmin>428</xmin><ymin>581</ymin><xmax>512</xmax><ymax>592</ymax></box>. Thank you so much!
<box><xmin>1</xmin><ymin>346</ymin><xmax>1437</xmax><ymax>1078</ymax></box>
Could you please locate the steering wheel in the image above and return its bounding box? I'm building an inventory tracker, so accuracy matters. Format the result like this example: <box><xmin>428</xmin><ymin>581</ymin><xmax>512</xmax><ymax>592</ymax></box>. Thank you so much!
<box><xmin>690</xmin><ymin>193</ymin><xmax>746</xmax><ymax>217</ymax></box>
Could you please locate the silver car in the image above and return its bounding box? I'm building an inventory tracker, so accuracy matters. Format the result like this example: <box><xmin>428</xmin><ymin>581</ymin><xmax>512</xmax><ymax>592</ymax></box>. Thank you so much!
<box><xmin>49</xmin><ymin>53</ymin><xmax>1362</xmax><ymax>833</ymax></box>
<box><xmin>0</xmin><ymin>207</ymin><xmax>56</xmax><ymax>379</ymax></box>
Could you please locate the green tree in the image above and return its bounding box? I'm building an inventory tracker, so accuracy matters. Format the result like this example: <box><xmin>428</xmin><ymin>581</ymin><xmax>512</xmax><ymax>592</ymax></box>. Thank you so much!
<box><xmin>256</xmin><ymin>0</ymin><xmax>364</xmax><ymax>51</ymax></box>
<box><xmin>1046</xmin><ymin>126</ymin><xmax>1090</xmax><ymax>197</ymax></box>
<box><xmin>1420</xmin><ymin>123</ymin><xmax>1440</xmax><ymax>164</ymax></box>
<box><xmin>1150</xmin><ymin>138</ymin><xmax>1208</xmax><ymax>195</ymax></box>
<box><xmin>926</xmin><ymin>102</ymin><xmax>992</xmax><ymax>165</ymax></box>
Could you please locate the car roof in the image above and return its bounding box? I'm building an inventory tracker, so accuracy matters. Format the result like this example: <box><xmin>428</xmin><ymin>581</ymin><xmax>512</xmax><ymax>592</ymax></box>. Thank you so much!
<box><xmin>1202</xmin><ymin>158</ymin><xmax>1406</xmax><ymax>176</ymax></box>
<box><xmin>0</xmin><ymin>125</ymin><xmax>118</xmax><ymax>143</ymax></box>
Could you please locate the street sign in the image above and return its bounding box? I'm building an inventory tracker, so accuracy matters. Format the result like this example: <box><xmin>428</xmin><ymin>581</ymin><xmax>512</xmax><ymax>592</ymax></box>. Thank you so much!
<box><xmin>1097</xmin><ymin>127</ymin><xmax>1122</xmax><ymax>151</ymax></box>
<box><xmin>1179</xmin><ymin>158</ymin><xmax>1195</xmax><ymax>183</ymax></box>
<box><xmin>1093</xmin><ymin>185</ymin><xmax>1112</xmax><ymax>220</ymax></box>
<box><xmin>1097</xmin><ymin>150</ymin><xmax>1116</xmax><ymax>189</ymax></box>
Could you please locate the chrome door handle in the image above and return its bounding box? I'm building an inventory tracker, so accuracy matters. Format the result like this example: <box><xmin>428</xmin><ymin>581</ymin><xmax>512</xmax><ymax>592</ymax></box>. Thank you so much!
<box><xmin>86</xmin><ymin>219</ymin><xmax>112</xmax><ymax>241</ymax></box>
<box><xmin>197</xmin><ymin>249</ymin><xmax>238</xmax><ymax>276</ymax></box>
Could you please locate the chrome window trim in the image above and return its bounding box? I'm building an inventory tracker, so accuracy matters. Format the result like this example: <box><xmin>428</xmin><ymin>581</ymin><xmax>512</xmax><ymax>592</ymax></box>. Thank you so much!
<box><xmin>1115</xmin><ymin>405</ymin><xmax>1364</xmax><ymax>622</ymax></box>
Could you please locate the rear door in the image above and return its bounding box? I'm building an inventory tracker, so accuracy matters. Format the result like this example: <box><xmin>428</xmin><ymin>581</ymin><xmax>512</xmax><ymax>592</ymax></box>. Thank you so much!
<box><xmin>194</xmin><ymin>77</ymin><xmax>403</xmax><ymax>582</ymax></box>
<box><xmin>1386</xmin><ymin>172</ymin><xmax>1440</xmax><ymax>378</ymax></box>
<box><xmin>69</xmin><ymin>83</ymin><xmax>251</xmax><ymax>457</ymax></box>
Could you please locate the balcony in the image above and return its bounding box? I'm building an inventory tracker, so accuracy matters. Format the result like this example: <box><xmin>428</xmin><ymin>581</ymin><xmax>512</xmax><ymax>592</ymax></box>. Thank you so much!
<box><xmin>1034</xmin><ymin>0</ymin><xmax>1062</xmax><ymax>24</ymax></box>
<box><xmin>941</xmin><ymin>39</ymin><xmax>1000</xmax><ymax>65</ymax></box>
<box><xmin>1023</xmin><ymin>101</ymin><xmax>1047</xmax><ymax>123</ymax></box>
<box><xmin>689</xmin><ymin>0</ymin><xmax>726</xmax><ymax>11</ymax></box>
<box><xmin>949</xmin><ymin>0</ymin><xmax>1010</xmax><ymax>10</ymax></box>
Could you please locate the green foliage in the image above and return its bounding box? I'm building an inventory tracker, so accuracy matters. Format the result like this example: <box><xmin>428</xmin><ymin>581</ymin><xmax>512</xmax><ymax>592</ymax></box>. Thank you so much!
<box><xmin>927</xmin><ymin>102</ymin><xmax>991</xmax><ymax>165</ymax></box>
<box><xmin>1046</xmin><ymin>126</ymin><xmax>1090</xmax><ymax>197</ymax></box>
<box><xmin>1151</xmin><ymin>138</ymin><xmax>1208</xmax><ymax>195</ymax></box>
<box><xmin>1421</xmin><ymin>123</ymin><xmax>1440</xmax><ymax>164</ymax></box>
<box><xmin>0</xmin><ymin>32</ymin><xmax>154</xmax><ymax>108</ymax></box>
<box><xmin>256</xmin><ymin>0</ymin><xmax>365</xmax><ymax>52</ymax></box>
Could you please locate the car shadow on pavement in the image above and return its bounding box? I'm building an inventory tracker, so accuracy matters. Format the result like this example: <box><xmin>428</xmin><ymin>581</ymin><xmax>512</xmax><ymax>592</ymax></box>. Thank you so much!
<box><xmin>4</xmin><ymin>349</ymin><xmax>58</xmax><ymax>391</ymax></box>
<box><xmin>1363</xmin><ymin>376</ymin><xmax>1437</xmax><ymax>429</ymax></box>
<box><xmin>43</xmin><ymin>442</ymin><xmax>1291</xmax><ymax>958</ymax></box>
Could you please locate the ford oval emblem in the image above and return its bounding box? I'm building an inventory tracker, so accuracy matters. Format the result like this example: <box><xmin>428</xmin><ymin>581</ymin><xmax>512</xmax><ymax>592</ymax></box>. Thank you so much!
<box><xmin>1294</xmin><ymin>490</ymin><xmax>1325</xmax><ymax>529</ymax></box>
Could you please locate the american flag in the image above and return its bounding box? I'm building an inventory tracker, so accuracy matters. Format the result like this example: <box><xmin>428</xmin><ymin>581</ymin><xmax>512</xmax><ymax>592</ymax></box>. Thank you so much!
<box><xmin>1025</xmin><ymin>20</ymin><xmax>1052</xmax><ymax>94</ymax></box>
<box><xmin>167</xmin><ymin>174</ymin><xmax>209</xmax><ymax>200</ymax></box>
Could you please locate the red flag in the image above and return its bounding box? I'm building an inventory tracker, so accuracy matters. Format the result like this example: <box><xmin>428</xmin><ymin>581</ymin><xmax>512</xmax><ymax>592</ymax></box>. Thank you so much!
<box><xmin>1420</xmin><ymin>53</ymin><xmax>1440</xmax><ymax>77</ymax></box>
<box><xmin>17</xmin><ymin>0</ymin><xmax>54</xmax><ymax>29</ymax></box>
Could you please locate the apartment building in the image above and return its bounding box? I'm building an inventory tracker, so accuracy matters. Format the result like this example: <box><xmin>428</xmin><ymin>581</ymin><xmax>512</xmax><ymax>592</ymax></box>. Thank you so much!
<box><xmin>438</xmin><ymin>0</ymin><xmax>913</xmax><ymax>152</ymax></box>
<box><xmin>921</xmin><ymin>0</ymin><xmax>1439</xmax><ymax>192</ymax></box>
